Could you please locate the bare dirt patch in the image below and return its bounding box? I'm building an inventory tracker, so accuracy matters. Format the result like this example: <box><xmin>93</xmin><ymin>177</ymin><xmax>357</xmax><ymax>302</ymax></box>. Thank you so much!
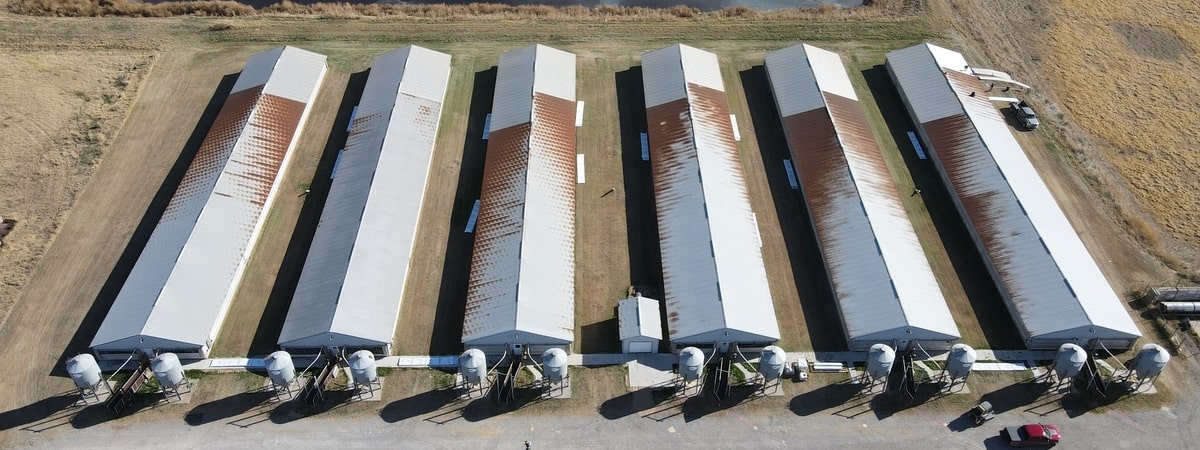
<box><xmin>1110</xmin><ymin>22</ymin><xmax>1192</xmax><ymax>60</ymax></box>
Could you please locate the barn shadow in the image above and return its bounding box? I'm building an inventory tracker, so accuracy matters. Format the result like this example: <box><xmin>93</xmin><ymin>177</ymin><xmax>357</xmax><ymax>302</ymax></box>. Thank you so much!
<box><xmin>245</xmin><ymin>70</ymin><xmax>370</xmax><ymax>356</ymax></box>
<box><xmin>739</xmin><ymin>65</ymin><xmax>847</xmax><ymax>352</ymax></box>
<box><xmin>614</xmin><ymin>66</ymin><xmax>668</xmax><ymax>344</ymax></box>
<box><xmin>426</xmin><ymin>67</ymin><xmax>497</xmax><ymax>355</ymax></box>
<box><xmin>53</xmin><ymin>73</ymin><xmax>240</xmax><ymax>376</ymax></box>
<box><xmin>599</xmin><ymin>385</ymin><xmax>676</xmax><ymax>420</ymax></box>
<box><xmin>184</xmin><ymin>389</ymin><xmax>276</xmax><ymax>426</ymax></box>
<box><xmin>380</xmin><ymin>387</ymin><xmax>462</xmax><ymax>423</ymax></box>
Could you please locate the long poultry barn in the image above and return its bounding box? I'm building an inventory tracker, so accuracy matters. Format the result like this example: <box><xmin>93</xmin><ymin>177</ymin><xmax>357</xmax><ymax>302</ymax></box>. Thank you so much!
<box><xmin>90</xmin><ymin>46</ymin><xmax>328</xmax><ymax>360</ymax></box>
<box><xmin>886</xmin><ymin>43</ymin><xmax>1141</xmax><ymax>350</ymax></box>
<box><xmin>461</xmin><ymin>44</ymin><xmax>577</xmax><ymax>357</ymax></box>
<box><xmin>277</xmin><ymin>46</ymin><xmax>452</xmax><ymax>357</ymax></box>
<box><xmin>765</xmin><ymin>43</ymin><xmax>960</xmax><ymax>352</ymax></box>
<box><xmin>641</xmin><ymin>44</ymin><xmax>781</xmax><ymax>353</ymax></box>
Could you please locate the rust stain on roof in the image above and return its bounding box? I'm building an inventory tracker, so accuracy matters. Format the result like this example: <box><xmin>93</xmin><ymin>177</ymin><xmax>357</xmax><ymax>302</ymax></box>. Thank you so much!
<box><xmin>161</xmin><ymin>85</ymin><xmax>263</xmax><ymax>223</ymax></box>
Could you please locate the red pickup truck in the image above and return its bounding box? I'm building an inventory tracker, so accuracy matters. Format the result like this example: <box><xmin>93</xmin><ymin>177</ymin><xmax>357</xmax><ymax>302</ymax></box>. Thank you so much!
<box><xmin>1001</xmin><ymin>423</ymin><xmax>1061</xmax><ymax>447</ymax></box>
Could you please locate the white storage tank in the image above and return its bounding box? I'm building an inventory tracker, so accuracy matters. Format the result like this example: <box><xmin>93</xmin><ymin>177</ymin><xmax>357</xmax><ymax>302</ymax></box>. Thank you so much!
<box><xmin>348</xmin><ymin>350</ymin><xmax>378</xmax><ymax>385</ymax></box>
<box><xmin>151</xmin><ymin>353</ymin><xmax>185</xmax><ymax>388</ymax></box>
<box><xmin>66</xmin><ymin>354</ymin><xmax>103</xmax><ymax>390</ymax></box>
<box><xmin>460</xmin><ymin>349</ymin><xmax>487</xmax><ymax>384</ymax></box>
<box><xmin>1053</xmin><ymin>343</ymin><xmax>1087</xmax><ymax>379</ymax></box>
<box><xmin>866</xmin><ymin>344</ymin><xmax>895</xmax><ymax>381</ymax></box>
<box><xmin>264</xmin><ymin>351</ymin><xmax>296</xmax><ymax>387</ymax></box>
<box><xmin>945</xmin><ymin>344</ymin><xmax>976</xmax><ymax>380</ymax></box>
<box><xmin>542</xmin><ymin>348</ymin><xmax>568</xmax><ymax>383</ymax></box>
<box><xmin>758</xmin><ymin>346</ymin><xmax>786</xmax><ymax>381</ymax></box>
<box><xmin>679</xmin><ymin>347</ymin><xmax>704</xmax><ymax>382</ymax></box>
<box><xmin>1133</xmin><ymin>344</ymin><xmax>1169</xmax><ymax>380</ymax></box>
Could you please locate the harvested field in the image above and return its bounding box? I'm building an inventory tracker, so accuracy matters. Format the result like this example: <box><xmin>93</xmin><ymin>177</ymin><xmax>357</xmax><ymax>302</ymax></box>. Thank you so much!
<box><xmin>942</xmin><ymin>0</ymin><xmax>1200</xmax><ymax>280</ymax></box>
<box><xmin>0</xmin><ymin>50</ymin><xmax>150</xmax><ymax>330</ymax></box>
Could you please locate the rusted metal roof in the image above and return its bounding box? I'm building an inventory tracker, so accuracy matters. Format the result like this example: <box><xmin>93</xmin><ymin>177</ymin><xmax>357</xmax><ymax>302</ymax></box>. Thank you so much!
<box><xmin>280</xmin><ymin>46</ymin><xmax>451</xmax><ymax>352</ymax></box>
<box><xmin>92</xmin><ymin>46</ymin><xmax>327</xmax><ymax>357</ymax></box>
<box><xmin>463</xmin><ymin>45</ymin><xmax>576</xmax><ymax>348</ymax></box>
<box><xmin>642</xmin><ymin>44</ymin><xmax>780</xmax><ymax>347</ymax></box>
<box><xmin>766</xmin><ymin>43</ymin><xmax>959</xmax><ymax>351</ymax></box>
<box><xmin>886</xmin><ymin>43</ymin><xmax>1140</xmax><ymax>349</ymax></box>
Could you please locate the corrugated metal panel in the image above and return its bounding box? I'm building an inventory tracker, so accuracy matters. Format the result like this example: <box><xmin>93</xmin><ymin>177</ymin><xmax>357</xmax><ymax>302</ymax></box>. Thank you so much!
<box><xmin>640</xmin><ymin>45</ymin><xmax>688</xmax><ymax>108</ymax></box>
<box><xmin>463</xmin><ymin>45</ymin><xmax>576</xmax><ymax>347</ymax></box>
<box><xmin>884</xmin><ymin>44</ymin><xmax>963</xmax><ymax>124</ymax></box>
<box><xmin>279</xmin><ymin>46</ymin><xmax>451</xmax><ymax>351</ymax></box>
<box><xmin>618</xmin><ymin>296</ymin><xmax>663</xmax><ymax>341</ymax></box>
<box><xmin>767</xmin><ymin>44</ymin><xmax>958</xmax><ymax>351</ymax></box>
<box><xmin>92</xmin><ymin>47</ymin><xmax>327</xmax><ymax>354</ymax></box>
<box><xmin>642</xmin><ymin>44</ymin><xmax>780</xmax><ymax>346</ymax></box>
<box><xmin>765</xmin><ymin>44</ymin><xmax>857</xmax><ymax>117</ymax></box>
<box><xmin>887</xmin><ymin>43</ymin><xmax>1140</xmax><ymax>347</ymax></box>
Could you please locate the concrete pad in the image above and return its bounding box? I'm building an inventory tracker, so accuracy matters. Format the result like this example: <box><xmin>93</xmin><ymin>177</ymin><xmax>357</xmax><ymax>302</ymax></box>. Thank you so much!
<box><xmin>542</xmin><ymin>380</ymin><xmax>571</xmax><ymax>399</ymax></box>
<box><xmin>154</xmin><ymin>381</ymin><xmax>195</xmax><ymax>405</ymax></box>
<box><xmin>456</xmin><ymin>374</ymin><xmax>491</xmax><ymax>400</ymax></box>
<box><xmin>75</xmin><ymin>380</ymin><xmax>116</xmax><ymax>406</ymax></box>
<box><xmin>352</xmin><ymin>378</ymin><xmax>384</xmax><ymax>402</ymax></box>
<box><xmin>626</xmin><ymin>359</ymin><xmax>674</xmax><ymax>390</ymax></box>
<box><xmin>261</xmin><ymin>377</ymin><xmax>305</xmax><ymax>403</ymax></box>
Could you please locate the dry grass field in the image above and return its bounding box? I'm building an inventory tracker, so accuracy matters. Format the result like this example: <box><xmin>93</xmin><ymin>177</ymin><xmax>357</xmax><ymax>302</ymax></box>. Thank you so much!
<box><xmin>940</xmin><ymin>0</ymin><xmax>1199</xmax><ymax>282</ymax></box>
<box><xmin>0</xmin><ymin>50</ymin><xmax>150</xmax><ymax>330</ymax></box>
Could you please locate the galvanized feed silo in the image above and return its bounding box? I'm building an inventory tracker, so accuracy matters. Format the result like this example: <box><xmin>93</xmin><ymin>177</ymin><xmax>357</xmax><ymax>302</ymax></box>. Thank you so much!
<box><xmin>264</xmin><ymin>350</ymin><xmax>296</xmax><ymax>387</ymax></box>
<box><xmin>1133</xmin><ymin>344</ymin><xmax>1170</xmax><ymax>380</ymax></box>
<box><xmin>542</xmin><ymin>348</ymin><xmax>568</xmax><ymax>383</ymax></box>
<box><xmin>679</xmin><ymin>347</ymin><xmax>704</xmax><ymax>382</ymax></box>
<box><xmin>758</xmin><ymin>346</ymin><xmax>786</xmax><ymax>381</ymax></box>
<box><xmin>66</xmin><ymin>354</ymin><xmax>103</xmax><ymax>390</ymax></box>
<box><xmin>1053</xmin><ymin>343</ymin><xmax>1087</xmax><ymax>379</ymax></box>
<box><xmin>459</xmin><ymin>349</ymin><xmax>487</xmax><ymax>385</ymax></box>
<box><xmin>945</xmin><ymin>343</ymin><xmax>976</xmax><ymax>380</ymax></box>
<box><xmin>866</xmin><ymin>344</ymin><xmax>895</xmax><ymax>381</ymax></box>
<box><xmin>151</xmin><ymin>353</ymin><xmax>185</xmax><ymax>388</ymax></box>
<box><xmin>348</xmin><ymin>350</ymin><xmax>378</xmax><ymax>385</ymax></box>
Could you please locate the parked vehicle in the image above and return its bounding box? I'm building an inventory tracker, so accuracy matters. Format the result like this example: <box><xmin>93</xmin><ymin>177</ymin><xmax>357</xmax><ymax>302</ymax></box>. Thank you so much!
<box><xmin>1001</xmin><ymin>423</ymin><xmax>1061</xmax><ymax>447</ymax></box>
<box><xmin>968</xmin><ymin>400</ymin><xmax>994</xmax><ymax>426</ymax></box>
<box><xmin>1009</xmin><ymin>100</ymin><xmax>1040</xmax><ymax>130</ymax></box>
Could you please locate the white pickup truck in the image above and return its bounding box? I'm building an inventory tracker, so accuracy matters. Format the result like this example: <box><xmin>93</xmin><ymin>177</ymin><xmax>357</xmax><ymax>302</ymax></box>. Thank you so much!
<box><xmin>1009</xmin><ymin>100</ymin><xmax>1040</xmax><ymax>130</ymax></box>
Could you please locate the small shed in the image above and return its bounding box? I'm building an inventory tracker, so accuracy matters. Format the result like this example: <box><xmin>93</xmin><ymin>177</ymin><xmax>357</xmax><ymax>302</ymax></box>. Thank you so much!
<box><xmin>618</xmin><ymin>294</ymin><xmax>663</xmax><ymax>354</ymax></box>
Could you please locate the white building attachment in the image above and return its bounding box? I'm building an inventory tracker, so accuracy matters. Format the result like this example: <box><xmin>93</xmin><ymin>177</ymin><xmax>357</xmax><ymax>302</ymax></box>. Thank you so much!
<box><xmin>461</xmin><ymin>45</ymin><xmax>577</xmax><ymax>356</ymax></box>
<box><xmin>278</xmin><ymin>46</ymin><xmax>452</xmax><ymax>356</ymax></box>
<box><xmin>642</xmin><ymin>44</ymin><xmax>781</xmax><ymax>352</ymax></box>
<box><xmin>765</xmin><ymin>43</ymin><xmax>960</xmax><ymax>352</ymax></box>
<box><xmin>618</xmin><ymin>294</ymin><xmax>663</xmax><ymax>354</ymax></box>
<box><xmin>886</xmin><ymin>43</ymin><xmax>1141</xmax><ymax>350</ymax></box>
<box><xmin>91</xmin><ymin>46</ymin><xmax>327</xmax><ymax>360</ymax></box>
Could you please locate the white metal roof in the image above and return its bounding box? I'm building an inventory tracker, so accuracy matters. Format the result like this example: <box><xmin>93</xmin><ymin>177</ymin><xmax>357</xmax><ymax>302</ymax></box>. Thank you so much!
<box><xmin>92</xmin><ymin>46</ymin><xmax>328</xmax><ymax>354</ymax></box>
<box><xmin>278</xmin><ymin>46</ymin><xmax>451</xmax><ymax>351</ymax></box>
<box><xmin>618</xmin><ymin>295</ymin><xmax>664</xmax><ymax>341</ymax></box>
<box><xmin>641</xmin><ymin>44</ymin><xmax>781</xmax><ymax>346</ymax></box>
<box><xmin>765</xmin><ymin>44</ymin><xmax>959</xmax><ymax>350</ymax></box>
<box><xmin>886</xmin><ymin>43</ymin><xmax>1140</xmax><ymax>346</ymax></box>
<box><xmin>462</xmin><ymin>44</ymin><xmax>576</xmax><ymax>347</ymax></box>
